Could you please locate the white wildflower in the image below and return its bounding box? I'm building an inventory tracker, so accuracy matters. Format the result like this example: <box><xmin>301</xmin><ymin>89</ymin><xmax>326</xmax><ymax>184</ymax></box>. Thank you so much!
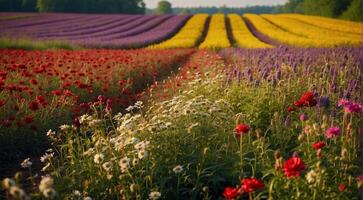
<box><xmin>73</xmin><ymin>190</ymin><xmax>81</xmax><ymax>196</ymax></box>
<box><xmin>39</xmin><ymin>176</ymin><xmax>54</xmax><ymax>192</ymax></box>
<box><xmin>172</xmin><ymin>165</ymin><xmax>183</xmax><ymax>174</ymax></box>
<box><xmin>126</xmin><ymin>105</ymin><xmax>134</xmax><ymax>112</ymax></box>
<box><xmin>149</xmin><ymin>191</ymin><xmax>161</xmax><ymax>200</ymax></box>
<box><xmin>21</xmin><ymin>158</ymin><xmax>32</xmax><ymax>168</ymax></box>
<box><xmin>9</xmin><ymin>186</ymin><xmax>27</xmax><ymax>199</ymax></box>
<box><xmin>83</xmin><ymin>197</ymin><xmax>92</xmax><ymax>200</ymax></box>
<box><xmin>83</xmin><ymin>148</ymin><xmax>95</xmax><ymax>156</ymax></box>
<box><xmin>138</xmin><ymin>150</ymin><xmax>148</xmax><ymax>159</ymax></box>
<box><xmin>59</xmin><ymin>124</ymin><xmax>71</xmax><ymax>131</ymax></box>
<box><xmin>130</xmin><ymin>184</ymin><xmax>137</xmax><ymax>193</ymax></box>
<box><xmin>119</xmin><ymin>157</ymin><xmax>130</xmax><ymax>172</ymax></box>
<box><xmin>93</xmin><ymin>153</ymin><xmax>104</xmax><ymax>164</ymax></box>
<box><xmin>132</xmin><ymin>158</ymin><xmax>139</xmax><ymax>166</ymax></box>
<box><xmin>42</xmin><ymin>188</ymin><xmax>57</xmax><ymax>199</ymax></box>
<box><xmin>306</xmin><ymin>170</ymin><xmax>317</xmax><ymax>184</ymax></box>
<box><xmin>46</xmin><ymin>129</ymin><xmax>56</xmax><ymax>137</ymax></box>
<box><xmin>2</xmin><ymin>178</ymin><xmax>16</xmax><ymax>189</ymax></box>
<box><xmin>102</xmin><ymin>162</ymin><xmax>112</xmax><ymax>172</ymax></box>
<box><xmin>40</xmin><ymin>152</ymin><xmax>54</xmax><ymax>163</ymax></box>
<box><xmin>41</xmin><ymin>163</ymin><xmax>51</xmax><ymax>172</ymax></box>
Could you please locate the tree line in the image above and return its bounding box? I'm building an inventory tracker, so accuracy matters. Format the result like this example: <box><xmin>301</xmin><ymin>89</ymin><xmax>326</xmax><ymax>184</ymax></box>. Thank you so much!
<box><xmin>171</xmin><ymin>6</ymin><xmax>280</xmax><ymax>15</ymax></box>
<box><xmin>0</xmin><ymin>0</ymin><xmax>145</xmax><ymax>14</ymax></box>
<box><xmin>280</xmin><ymin>0</ymin><xmax>361</xmax><ymax>21</ymax></box>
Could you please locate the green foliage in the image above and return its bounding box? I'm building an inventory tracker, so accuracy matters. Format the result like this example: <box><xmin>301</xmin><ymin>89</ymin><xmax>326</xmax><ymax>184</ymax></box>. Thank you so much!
<box><xmin>302</xmin><ymin>0</ymin><xmax>352</xmax><ymax>17</ymax></box>
<box><xmin>172</xmin><ymin>6</ymin><xmax>279</xmax><ymax>15</ymax></box>
<box><xmin>281</xmin><ymin>0</ymin><xmax>360</xmax><ymax>21</ymax></box>
<box><xmin>0</xmin><ymin>0</ymin><xmax>145</xmax><ymax>13</ymax></box>
<box><xmin>0</xmin><ymin>38</ymin><xmax>81</xmax><ymax>50</ymax></box>
<box><xmin>340</xmin><ymin>0</ymin><xmax>362</xmax><ymax>21</ymax></box>
<box><xmin>36</xmin><ymin>0</ymin><xmax>65</xmax><ymax>12</ymax></box>
<box><xmin>156</xmin><ymin>0</ymin><xmax>172</xmax><ymax>14</ymax></box>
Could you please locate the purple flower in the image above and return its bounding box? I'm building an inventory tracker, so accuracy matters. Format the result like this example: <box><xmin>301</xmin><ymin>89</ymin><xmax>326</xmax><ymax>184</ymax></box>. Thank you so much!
<box><xmin>325</xmin><ymin>127</ymin><xmax>341</xmax><ymax>139</ymax></box>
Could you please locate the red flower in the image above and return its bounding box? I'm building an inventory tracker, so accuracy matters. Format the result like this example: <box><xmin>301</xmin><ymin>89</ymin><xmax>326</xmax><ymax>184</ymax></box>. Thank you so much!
<box><xmin>241</xmin><ymin>178</ymin><xmax>264</xmax><ymax>193</ymax></box>
<box><xmin>29</xmin><ymin>101</ymin><xmax>39</xmax><ymax>111</ymax></box>
<box><xmin>338</xmin><ymin>183</ymin><xmax>346</xmax><ymax>192</ymax></box>
<box><xmin>0</xmin><ymin>99</ymin><xmax>5</xmax><ymax>107</ymax></box>
<box><xmin>51</xmin><ymin>89</ymin><xmax>62</xmax><ymax>96</ymax></box>
<box><xmin>287</xmin><ymin>106</ymin><xmax>296</xmax><ymax>112</ymax></box>
<box><xmin>294</xmin><ymin>91</ymin><xmax>317</xmax><ymax>108</ymax></box>
<box><xmin>235</xmin><ymin>124</ymin><xmax>250</xmax><ymax>137</ymax></box>
<box><xmin>222</xmin><ymin>187</ymin><xmax>240</xmax><ymax>200</ymax></box>
<box><xmin>24</xmin><ymin>115</ymin><xmax>34</xmax><ymax>124</ymax></box>
<box><xmin>282</xmin><ymin>155</ymin><xmax>305</xmax><ymax>178</ymax></box>
<box><xmin>312</xmin><ymin>141</ymin><xmax>325</xmax><ymax>150</ymax></box>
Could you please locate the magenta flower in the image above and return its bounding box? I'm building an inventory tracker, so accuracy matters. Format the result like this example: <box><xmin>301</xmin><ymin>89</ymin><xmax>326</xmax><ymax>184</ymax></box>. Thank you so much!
<box><xmin>325</xmin><ymin>127</ymin><xmax>341</xmax><ymax>138</ymax></box>
<box><xmin>344</xmin><ymin>102</ymin><xmax>362</xmax><ymax>113</ymax></box>
<box><xmin>338</xmin><ymin>99</ymin><xmax>362</xmax><ymax>113</ymax></box>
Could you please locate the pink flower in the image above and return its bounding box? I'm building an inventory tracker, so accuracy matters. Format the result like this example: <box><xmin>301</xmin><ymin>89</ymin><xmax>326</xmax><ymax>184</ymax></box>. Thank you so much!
<box><xmin>325</xmin><ymin>127</ymin><xmax>341</xmax><ymax>139</ymax></box>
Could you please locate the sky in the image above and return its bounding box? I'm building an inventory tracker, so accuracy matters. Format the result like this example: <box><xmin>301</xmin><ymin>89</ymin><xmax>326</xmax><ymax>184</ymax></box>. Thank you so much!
<box><xmin>144</xmin><ymin>0</ymin><xmax>288</xmax><ymax>8</ymax></box>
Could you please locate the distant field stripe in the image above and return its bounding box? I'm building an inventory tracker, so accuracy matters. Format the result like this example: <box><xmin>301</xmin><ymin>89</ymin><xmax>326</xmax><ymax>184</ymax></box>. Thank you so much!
<box><xmin>33</xmin><ymin>15</ymin><xmax>123</xmax><ymax>36</ymax></box>
<box><xmin>148</xmin><ymin>14</ymin><xmax>208</xmax><ymax>49</ymax></box>
<box><xmin>0</xmin><ymin>15</ymin><xmax>114</xmax><ymax>37</ymax></box>
<box><xmin>279</xmin><ymin>14</ymin><xmax>362</xmax><ymax>35</ymax></box>
<box><xmin>2</xmin><ymin>14</ymin><xmax>76</xmax><ymax>28</ymax></box>
<box><xmin>262</xmin><ymin>14</ymin><xmax>362</xmax><ymax>46</ymax></box>
<box><xmin>81</xmin><ymin>15</ymin><xmax>191</xmax><ymax>48</ymax></box>
<box><xmin>89</xmin><ymin>15</ymin><xmax>172</xmax><ymax>41</ymax></box>
<box><xmin>243</xmin><ymin>14</ymin><xmax>320</xmax><ymax>47</ymax></box>
<box><xmin>61</xmin><ymin>16</ymin><xmax>154</xmax><ymax>40</ymax></box>
<box><xmin>199</xmin><ymin>14</ymin><xmax>231</xmax><ymax>50</ymax></box>
<box><xmin>37</xmin><ymin>16</ymin><xmax>141</xmax><ymax>38</ymax></box>
<box><xmin>228</xmin><ymin>14</ymin><xmax>272</xmax><ymax>49</ymax></box>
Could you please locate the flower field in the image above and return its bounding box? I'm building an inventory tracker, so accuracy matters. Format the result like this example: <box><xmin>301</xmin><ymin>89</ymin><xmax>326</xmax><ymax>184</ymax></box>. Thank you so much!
<box><xmin>0</xmin><ymin>11</ymin><xmax>362</xmax><ymax>200</ymax></box>
<box><xmin>1</xmin><ymin>13</ymin><xmax>362</xmax><ymax>49</ymax></box>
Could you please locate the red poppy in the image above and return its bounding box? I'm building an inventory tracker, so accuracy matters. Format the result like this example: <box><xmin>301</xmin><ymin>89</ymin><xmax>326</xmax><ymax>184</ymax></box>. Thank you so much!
<box><xmin>282</xmin><ymin>155</ymin><xmax>305</xmax><ymax>178</ymax></box>
<box><xmin>338</xmin><ymin>183</ymin><xmax>346</xmax><ymax>192</ymax></box>
<box><xmin>241</xmin><ymin>178</ymin><xmax>264</xmax><ymax>193</ymax></box>
<box><xmin>0</xmin><ymin>99</ymin><xmax>5</xmax><ymax>107</ymax></box>
<box><xmin>29</xmin><ymin>101</ymin><xmax>39</xmax><ymax>111</ymax></box>
<box><xmin>312</xmin><ymin>141</ymin><xmax>325</xmax><ymax>150</ymax></box>
<box><xmin>294</xmin><ymin>91</ymin><xmax>317</xmax><ymax>107</ymax></box>
<box><xmin>235</xmin><ymin>124</ymin><xmax>250</xmax><ymax>137</ymax></box>
<box><xmin>287</xmin><ymin>106</ymin><xmax>296</xmax><ymax>112</ymax></box>
<box><xmin>51</xmin><ymin>90</ymin><xmax>62</xmax><ymax>96</ymax></box>
<box><xmin>222</xmin><ymin>187</ymin><xmax>240</xmax><ymax>200</ymax></box>
<box><xmin>24</xmin><ymin>115</ymin><xmax>34</xmax><ymax>123</ymax></box>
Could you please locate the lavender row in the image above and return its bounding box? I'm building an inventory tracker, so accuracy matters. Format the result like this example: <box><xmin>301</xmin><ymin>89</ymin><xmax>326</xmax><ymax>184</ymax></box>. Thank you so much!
<box><xmin>80</xmin><ymin>15</ymin><xmax>191</xmax><ymax>48</ymax></box>
<box><xmin>220</xmin><ymin>47</ymin><xmax>362</xmax><ymax>104</ymax></box>
<box><xmin>1</xmin><ymin>14</ymin><xmax>130</xmax><ymax>37</ymax></box>
<box><xmin>68</xmin><ymin>15</ymin><xmax>172</xmax><ymax>42</ymax></box>
<box><xmin>35</xmin><ymin>15</ymin><xmax>139</xmax><ymax>38</ymax></box>
<box><xmin>62</xmin><ymin>15</ymin><xmax>155</xmax><ymax>40</ymax></box>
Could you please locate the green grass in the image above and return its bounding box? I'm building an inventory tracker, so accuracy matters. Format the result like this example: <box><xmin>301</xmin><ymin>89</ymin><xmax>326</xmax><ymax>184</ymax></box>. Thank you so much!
<box><xmin>0</xmin><ymin>38</ymin><xmax>82</xmax><ymax>50</ymax></box>
<box><xmin>0</xmin><ymin>15</ymin><xmax>34</xmax><ymax>21</ymax></box>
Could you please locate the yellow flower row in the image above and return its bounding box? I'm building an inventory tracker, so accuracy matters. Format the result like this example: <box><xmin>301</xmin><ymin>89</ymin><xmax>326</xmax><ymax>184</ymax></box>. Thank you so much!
<box><xmin>148</xmin><ymin>14</ymin><xmax>208</xmax><ymax>49</ymax></box>
<box><xmin>261</xmin><ymin>14</ymin><xmax>362</xmax><ymax>46</ymax></box>
<box><xmin>244</xmin><ymin>14</ymin><xmax>361</xmax><ymax>48</ymax></box>
<box><xmin>228</xmin><ymin>14</ymin><xmax>272</xmax><ymax>49</ymax></box>
<box><xmin>278</xmin><ymin>14</ymin><xmax>362</xmax><ymax>36</ymax></box>
<box><xmin>199</xmin><ymin>14</ymin><xmax>231</xmax><ymax>50</ymax></box>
